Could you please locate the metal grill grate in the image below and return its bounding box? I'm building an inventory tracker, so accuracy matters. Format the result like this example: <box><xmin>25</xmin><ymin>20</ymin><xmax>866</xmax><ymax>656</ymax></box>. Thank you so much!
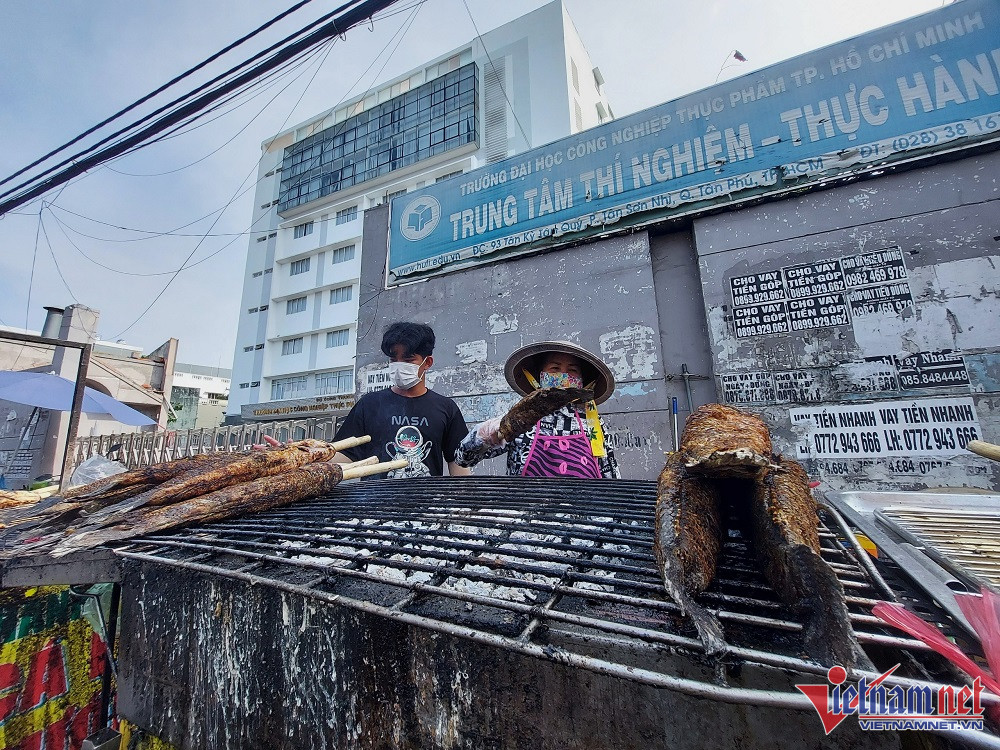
<box><xmin>117</xmin><ymin>477</ymin><xmax>994</xmax><ymax>714</ymax></box>
<box><xmin>877</xmin><ymin>504</ymin><xmax>1000</xmax><ymax>590</ymax></box>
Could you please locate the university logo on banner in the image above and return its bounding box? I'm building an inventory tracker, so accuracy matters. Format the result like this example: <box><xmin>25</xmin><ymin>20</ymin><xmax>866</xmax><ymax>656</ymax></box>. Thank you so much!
<box><xmin>400</xmin><ymin>196</ymin><xmax>441</xmax><ymax>241</ymax></box>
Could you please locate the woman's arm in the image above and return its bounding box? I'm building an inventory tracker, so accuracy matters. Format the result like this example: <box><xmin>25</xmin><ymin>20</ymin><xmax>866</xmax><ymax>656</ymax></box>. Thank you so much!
<box><xmin>453</xmin><ymin>420</ymin><xmax>508</xmax><ymax>468</ymax></box>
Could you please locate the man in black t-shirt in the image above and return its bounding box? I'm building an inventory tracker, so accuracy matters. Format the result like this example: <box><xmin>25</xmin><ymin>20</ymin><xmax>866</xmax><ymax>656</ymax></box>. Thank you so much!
<box><xmin>333</xmin><ymin>322</ymin><xmax>470</xmax><ymax>478</ymax></box>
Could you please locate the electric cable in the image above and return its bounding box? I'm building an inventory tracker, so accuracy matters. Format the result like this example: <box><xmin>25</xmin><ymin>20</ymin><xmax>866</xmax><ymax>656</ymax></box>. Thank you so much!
<box><xmin>108</xmin><ymin>36</ymin><xmax>341</xmax><ymax>340</ymax></box>
<box><xmin>0</xmin><ymin>0</ymin><xmax>399</xmax><ymax>215</ymax></box>
<box><xmin>460</xmin><ymin>0</ymin><xmax>530</xmax><ymax>145</ymax></box>
<box><xmin>39</xmin><ymin>212</ymin><xmax>79</xmax><ymax>303</ymax></box>
<box><xmin>0</xmin><ymin>0</ymin><xmax>327</xmax><ymax>192</ymax></box>
<box><xmin>103</xmin><ymin>45</ymin><xmax>321</xmax><ymax>177</ymax></box>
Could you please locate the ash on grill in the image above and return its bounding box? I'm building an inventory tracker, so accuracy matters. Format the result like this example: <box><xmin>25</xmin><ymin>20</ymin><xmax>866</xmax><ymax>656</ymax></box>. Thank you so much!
<box><xmin>119</xmin><ymin>477</ymin><xmax>980</xmax><ymax>713</ymax></box>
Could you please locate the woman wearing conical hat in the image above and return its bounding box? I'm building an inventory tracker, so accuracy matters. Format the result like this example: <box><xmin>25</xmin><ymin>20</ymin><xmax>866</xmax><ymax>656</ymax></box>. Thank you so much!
<box><xmin>454</xmin><ymin>341</ymin><xmax>620</xmax><ymax>478</ymax></box>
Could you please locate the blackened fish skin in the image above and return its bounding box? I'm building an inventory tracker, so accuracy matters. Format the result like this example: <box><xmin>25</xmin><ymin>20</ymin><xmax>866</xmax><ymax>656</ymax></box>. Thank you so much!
<box><xmin>681</xmin><ymin>404</ymin><xmax>772</xmax><ymax>479</ymax></box>
<box><xmin>61</xmin><ymin>452</ymin><xmax>232</xmax><ymax>500</ymax></box>
<box><xmin>80</xmin><ymin>440</ymin><xmax>337</xmax><ymax>526</ymax></box>
<box><xmin>53</xmin><ymin>462</ymin><xmax>345</xmax><ymax>555</ymax></box>
<box><xmin>654</xmin><ymin>452</ymin><xmax>725</xmax><ymax>655</ymax></box>
<box><xmin>498</xmin><ymin>387</ymin><xmax>593</xmax><ymax>442</ymax></box>
<box><xmin>752</xmin><ymin>458</ymin><xmax>870</xmax><ymax>669</ymax></box>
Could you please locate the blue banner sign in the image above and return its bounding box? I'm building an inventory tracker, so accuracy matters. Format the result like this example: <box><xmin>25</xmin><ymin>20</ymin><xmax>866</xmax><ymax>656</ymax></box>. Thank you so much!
<box><xmin>388</xmin><ymin>0</ymin><xmax>1000</xmax><ymax>283</ymax></box>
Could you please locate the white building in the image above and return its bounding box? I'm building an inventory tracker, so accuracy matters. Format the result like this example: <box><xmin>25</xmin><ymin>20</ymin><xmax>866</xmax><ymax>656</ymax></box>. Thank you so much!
<box><xmin>227</xmin><ymin>0</ymin><xmax>612</xmax><ymax>422</ymax></box>
<box><xmin>171</xmin><ymin>363</ymin><xmax>232</xmax><ymax>430</ymax></box>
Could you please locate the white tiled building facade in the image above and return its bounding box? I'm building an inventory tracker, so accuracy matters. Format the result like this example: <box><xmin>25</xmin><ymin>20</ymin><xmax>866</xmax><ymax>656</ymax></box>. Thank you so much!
<box><xmin>227</xmin><ymin>1</ymin><xmax>612</xmax><ymax>421</ymax></box>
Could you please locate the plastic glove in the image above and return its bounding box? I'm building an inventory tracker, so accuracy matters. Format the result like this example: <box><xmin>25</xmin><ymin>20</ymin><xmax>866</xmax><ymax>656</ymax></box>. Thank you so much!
<box><xmin>476</xmin><ymin>416</ymin><xmax>504</xmax><ymax>446</ymax></box>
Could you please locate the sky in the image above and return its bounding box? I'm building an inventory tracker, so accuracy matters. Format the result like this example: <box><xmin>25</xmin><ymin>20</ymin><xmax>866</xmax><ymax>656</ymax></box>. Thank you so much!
<box><xmin>0</xmin><ymin>0</ymin><xmax>945</xmax><ymax>368</ymax></box>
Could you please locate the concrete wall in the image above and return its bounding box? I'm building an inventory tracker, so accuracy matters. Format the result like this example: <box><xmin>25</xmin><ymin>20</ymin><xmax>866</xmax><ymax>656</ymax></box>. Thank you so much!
<box><xmin>357</xmin><ymin>145</ymin><xmax>1000</xmax><ymax>490</ymax></box>
<box><xmin>357</xmin><ymin>204</ymin><xmax>675</xmax><ymax>478</ymax></box>
<box><xmin>694</xmin><ymin>150</ymin><xmax>1000</xmax><ymax>490</ymax></box>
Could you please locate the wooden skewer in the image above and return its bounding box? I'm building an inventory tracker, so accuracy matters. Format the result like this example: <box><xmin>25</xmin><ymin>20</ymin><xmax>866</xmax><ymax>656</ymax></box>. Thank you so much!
<box><xmin>341</xmin><ymin>456</ymin><xmax>379</xmax><ymax>470</ymax></box>
<box><xmin>968</xmin><ymin>440</ymin><xmax>1000</xmax><ymax>463</ymax></box>
<box><xmin>330</xmin><ymin>435</ymin><xmax>371</xmax><ymax>451</ymax></box>
<box><xmin>341</xmin><ymin>458</ymin><xmax>407</xmax><ymax>481</ymax></box>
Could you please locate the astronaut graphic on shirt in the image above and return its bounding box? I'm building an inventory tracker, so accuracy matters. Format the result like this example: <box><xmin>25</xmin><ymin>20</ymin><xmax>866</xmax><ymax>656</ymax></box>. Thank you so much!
<box><xmin>385</xmin><ymin>424</ymin><xmax>433</xmax><ymax>478</ymax></box>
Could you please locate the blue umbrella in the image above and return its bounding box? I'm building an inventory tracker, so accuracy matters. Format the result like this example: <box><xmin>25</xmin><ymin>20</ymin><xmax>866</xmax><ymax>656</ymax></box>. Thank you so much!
<box><xmin>0</xmin><ymin>370</ymin><xmax>156</xmax><ymax>427</ymax></box>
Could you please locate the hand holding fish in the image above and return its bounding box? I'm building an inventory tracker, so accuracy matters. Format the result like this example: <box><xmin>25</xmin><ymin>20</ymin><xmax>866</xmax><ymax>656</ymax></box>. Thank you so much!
<box><xmin>497</xmin><ymin>387</ymin><xmax>593</xmax><ymax>442</ymax></box>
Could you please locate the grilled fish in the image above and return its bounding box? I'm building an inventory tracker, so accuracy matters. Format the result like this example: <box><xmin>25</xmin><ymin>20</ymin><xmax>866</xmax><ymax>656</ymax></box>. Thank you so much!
<box><xmin>752</xmin><ymin>458</ymin><xmax>869</xmax><ymax>668</ymax></box>
<box><xmin>654</xmin><ymin>451</ymin><xmax>725</xmax><ymax>655</ymax></box>
<box><xmin>53</xmin><ymin>462</ymin><xmax>346</xmax><ymax>556</ymax></box>
<box><xmin>682</xmin><ymin>404</ymin><xmax>773</xmax><ymax>479</ymax></box>
<box><xmin>498</xmin><ymin>387</ymin><xmax>594</xmax><ymax>442</ymax></box>
<box><xmin>62</xmin><ymin>452</ymin><xmax>232</xmax><ymax>501</ymax></box>
<box><xmin>79</xmin><ymin>440</ymin><xmax>337</xmax><ymax>526</ymax></box>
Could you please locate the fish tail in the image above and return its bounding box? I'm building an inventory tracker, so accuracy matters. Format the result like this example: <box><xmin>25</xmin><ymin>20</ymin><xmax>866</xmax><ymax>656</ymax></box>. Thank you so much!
<box><xmin>662</xmin><ymin>575</ymin><xmax>727</xmax><ymax>656</ymax></box>
<box><xmin>790</xmin><ymin>546</ymin><xmax>871</xmax><ymax>670</ymax></box>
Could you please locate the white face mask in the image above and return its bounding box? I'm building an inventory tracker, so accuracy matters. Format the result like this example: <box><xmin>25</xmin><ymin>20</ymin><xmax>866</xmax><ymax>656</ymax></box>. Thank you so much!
<box><xmin>388</xmin><ymin>359</ymin><xmax>425</xmax><ymax>390</ymax></box>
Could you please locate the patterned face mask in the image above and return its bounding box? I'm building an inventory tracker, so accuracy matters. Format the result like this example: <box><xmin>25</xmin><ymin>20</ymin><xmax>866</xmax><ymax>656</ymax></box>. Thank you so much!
<box><xmin>538</xmin><ymin>371</ymin><xmax>584</xmax><ymax>389</ymax></box>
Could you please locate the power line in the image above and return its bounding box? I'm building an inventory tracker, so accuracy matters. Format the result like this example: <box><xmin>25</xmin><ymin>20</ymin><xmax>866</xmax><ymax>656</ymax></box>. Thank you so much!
<box><xmin>102</xmin><ymin>46</ymin><xmax>321</xmax><ymax>177</ymax></box>
<box><xmin>0</xmin><ymin>0</ymin><xmax>401</xmax><ymax>216</ymax></box>
<box><xmin>24</xmin><ymin>208</ymin><xmax>42</xmax><ymax>329</ymax></box>
<box><xmin>39</xmin><ymin>213</ymin><xmax>79</xmax><ymax>304</ymax></box>
<box><xmin>0</xmin><ymin>0</ymin><xmax>324</xmax><ymax>193</ymax></box>
<box><xmin>109</xmin><ymin>36</ymin><xmax>342</xmax><ymax>340</ymax></box>
<box><xmin>460</xmin><ymin>0</ymin><xmax>529</xmax><ymax>146</ymax></box>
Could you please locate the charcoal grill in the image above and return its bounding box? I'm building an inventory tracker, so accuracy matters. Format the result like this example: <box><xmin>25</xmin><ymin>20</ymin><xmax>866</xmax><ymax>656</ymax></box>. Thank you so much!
<box><xmin>114</xmin><ymin>478</ymin><xmax>999</xmax><ymax>750</ymax></box>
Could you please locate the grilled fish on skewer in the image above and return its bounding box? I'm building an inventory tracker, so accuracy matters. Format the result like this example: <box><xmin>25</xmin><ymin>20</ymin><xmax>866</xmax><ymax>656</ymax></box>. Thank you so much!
<box><xmin>52</xmin><ymin>458</ymin><xmax>407</xmax><ymax>556</ymax></box>
<box><xmin>61</xmin><ymin>452</ymin><xmax>233</xmax><ymax>501</ymax></box>
<box><xmin>654</xmin><ymin>451</ymin><xmax>725</xmax><ymax>655</ymax></box>
<box><xmin>79</xmin><ymin>440</ymin><xmax>339</xmax><ymax>526</ymax></box>
<box><xmin>751</xmin><ymin>458</ymin><xmax>870</xmax><ymax>669</ymax></box>
<box><xmin>681</xmin><ymin>404</ymin><xmax>773</xmax><ymax>479</ymax></box>
<box><xmin>498</xmin><ymin>387</ymin><xmax>594</xmax><ymax>442</ymax></box>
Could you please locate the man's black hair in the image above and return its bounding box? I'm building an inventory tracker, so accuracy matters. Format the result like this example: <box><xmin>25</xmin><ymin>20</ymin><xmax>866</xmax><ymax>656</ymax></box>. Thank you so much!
<box><xmin>381</xmin><ymin>322</ymin><xmax>435</xmax><ymax>358</ymax></box>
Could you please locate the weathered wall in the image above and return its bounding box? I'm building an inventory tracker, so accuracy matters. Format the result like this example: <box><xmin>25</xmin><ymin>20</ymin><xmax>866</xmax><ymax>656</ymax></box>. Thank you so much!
<box><xmin>358</xmin><ymin>204</ymin><xmax>674</xmax><ymax>478</ymax></box>
<box><xmin>695</xmin><ymin>150</ymin><xmax>1000</xmax><ymax>490</ymax></box>
<box><xmin>0</xmin><ymin>586</ymin><xmax>109</xmax><ymax>749</ymax></box>
<box><xmin>357</xmin><ymin>145</ymin><xmax>1000</xmax><ymax>490</ymax></box>
<box><xmin>117</xmin><ymin>562</ymin><xmax>891</xmax><ymax>750</ymax></box>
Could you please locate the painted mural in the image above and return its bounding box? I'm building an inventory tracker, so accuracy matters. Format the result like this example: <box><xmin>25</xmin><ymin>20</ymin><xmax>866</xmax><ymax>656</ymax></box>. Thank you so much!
<box><xmin>0</xmin><ymin>586</ymin><xmax>108</xmax><ymax>749</ymax></box>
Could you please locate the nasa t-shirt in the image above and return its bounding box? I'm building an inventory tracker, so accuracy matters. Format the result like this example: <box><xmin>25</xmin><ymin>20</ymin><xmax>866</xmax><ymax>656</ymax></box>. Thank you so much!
<box><xmin>334</xmin><ymin>388</ymin><xmax>468</xmax><ymax>477</ymax></box>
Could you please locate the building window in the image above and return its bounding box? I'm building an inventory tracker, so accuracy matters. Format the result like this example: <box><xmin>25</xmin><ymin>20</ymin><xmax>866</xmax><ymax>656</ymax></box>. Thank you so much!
<box><xmin>271</xmin><ymin>375</ymin><xmax>307</xmax><ymax>400</ymax></box>
<box><xmin>277</xmin><ymin>62</ymin><xmax>479</xmax><ymax>211</ymax></box>
<box><xmin>281</xmin><ymin>337</ymin><xmax>304</xmax><ymax>355</ymax></box>
<box><xmin>286</xmin><ymin>296</ymin><xmax>307</xmax><ymax>314</ymax></box>
<box><xmin>252</xmin><ymin>271</ymin><xmax>262</xmax><ymax>278</ymax></box>
<box><xmin>336</xmin><ymin>206</ymin><xmax>358</xmax><ymax>225</ymax></box>
<box><xmin>243</xmin><ymin>346</ymin><xmax>254</xmax><ymax>352</ymax></box>
<box><xmin>571</xmin><ymin>58</ymin><xmax>580</xmax><ymax>94</ymax></box>
<box><xmin>254</xmin><ymin>343</ymin><xmax>264</xmax><ymax>350</ymax></box>
<box><xmin>574</xmin><ymin>99</ymin><xmax>583</xmax><ymax>133</ymax></box>
<box><xmin>385</xmin><ymin>188</ymin><xmax>407</xmax><ymax>203</ymax></box>
<box><xmin>315</xmin><ymin>369</ymin><xmax>353</xmax><ymax>395</ymax></box>
<box><xmin>239</xmin><ymin>383</ymin><xmax>250</xmax><ymax>389</ymax></box>
<box><xmin>330</xmin><ymin>245</ymin><xmax>355</xmax><ymax>264</ymax></box>
<box><xmin>259</xmin><ymin>304</ymin><xmax>269</xmax><ymax>311</ymax></box>
<box><xmin>436</xmin><ymin>170</ymin><xmax>463</xmax><ymax>183</ymax></box>
<box><xmin>289</xmin><ymin>258</ymin><xmax>310</xmax><ymax>276</ymax></box>
<box><xmin>293</xmin><ymin>221</ymin><xmax>314</xmax><ymax>239</ymax></box>
<box><xmin>330</xmin><ymin>286</ymin><xmax>353</xmax><ymax>304</ymax></box>
<box><xmin>326</xmin><ymin>329</ymin><xmax>350</xmax><ymax>348</ymax></box>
